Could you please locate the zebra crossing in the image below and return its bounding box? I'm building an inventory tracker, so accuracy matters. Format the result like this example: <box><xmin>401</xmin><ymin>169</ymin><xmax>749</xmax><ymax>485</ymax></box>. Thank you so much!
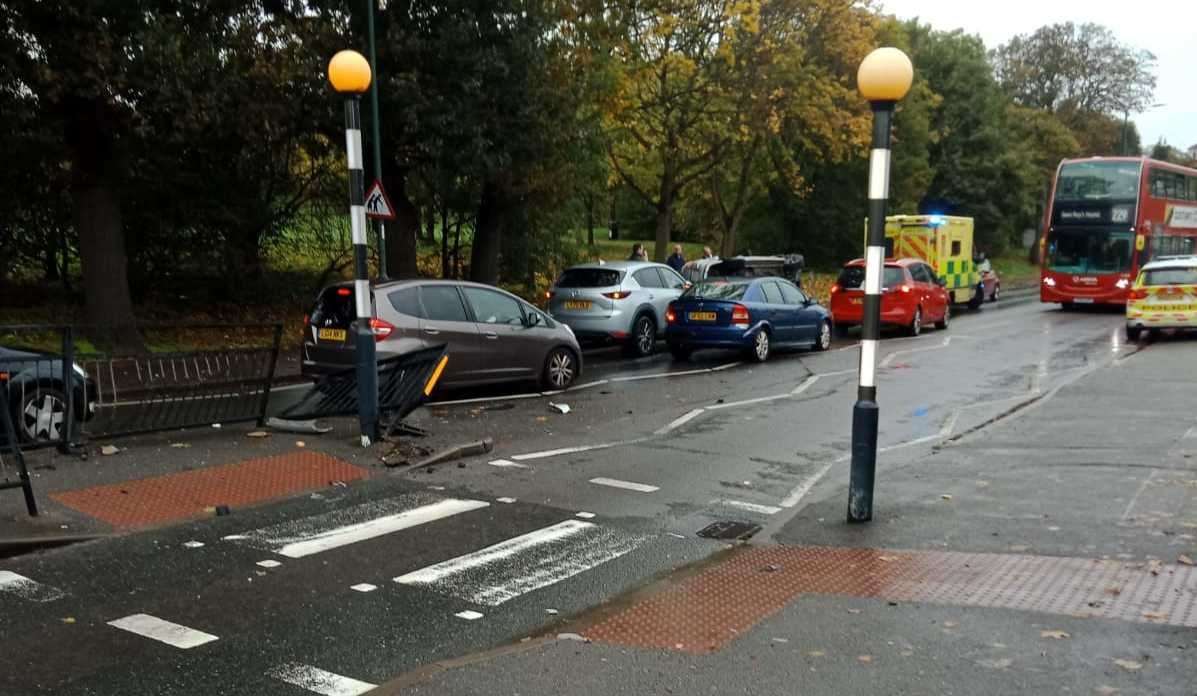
<box><xmin>1</xmin><ymin>490</ymin><xmax>659</xmax><ymax>695</ymax></box>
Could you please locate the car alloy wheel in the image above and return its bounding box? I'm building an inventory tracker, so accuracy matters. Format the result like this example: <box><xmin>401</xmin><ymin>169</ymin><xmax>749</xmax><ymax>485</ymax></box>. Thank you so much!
<box><xmin>545</xmin><ymin>349</ymin><xmax>576</xmax><ymax>389</ymax></box>
<box><xmin>20</xmin><ymin>389</ymin><xmax>66</xmax><ymax>442</ymax></box>
<box><xmin>753</xmin><ymin>330</ymin><xmax>770</xmax><ymax>362</ymax></box>
<box><xmin>817</xmin><ymin>321</ymin><xmax>832</xmax><ymax>351</ymax></box>
<box><xmin>635</xmin><ymin>316</ymin><xmax>655</xmax><ymax>356</ymax></box>
<box><xmin>909</xmin><ymin>307</ymin><xmax>922</xmax><ymax>337</ymax></box>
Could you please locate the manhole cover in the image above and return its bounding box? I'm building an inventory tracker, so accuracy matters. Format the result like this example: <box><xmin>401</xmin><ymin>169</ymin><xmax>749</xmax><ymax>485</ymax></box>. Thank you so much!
<box><xmin>697</xmin><ymin>520</ymin><xmax>761</xmax><ymax>540</ymax></box>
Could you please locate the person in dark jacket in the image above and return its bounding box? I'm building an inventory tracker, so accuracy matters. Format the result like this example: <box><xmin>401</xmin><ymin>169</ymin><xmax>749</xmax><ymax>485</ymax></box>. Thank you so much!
<box><xmin>666</xmin><ymin>244</ymin><xmax>686</xmax><ymax>272</ymax></box>
<box><xmin>628</xmin><ymin>243</ymin><xmax>647</xmax><ymax>261</ymax></box>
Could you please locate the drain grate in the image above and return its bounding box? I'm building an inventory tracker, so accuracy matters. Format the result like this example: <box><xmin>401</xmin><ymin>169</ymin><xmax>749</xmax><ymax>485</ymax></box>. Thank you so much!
<box><xmin>697</xmin><ymin>520</ymin><xmax>761</xmax><ymax>541</ymax></box>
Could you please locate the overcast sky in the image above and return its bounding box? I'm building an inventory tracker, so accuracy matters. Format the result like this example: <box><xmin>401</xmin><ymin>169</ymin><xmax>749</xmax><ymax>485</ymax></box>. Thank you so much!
<box><xmin>879</xmin><ymin>0</ymin><xmax>1196</xmax><ymax>152</ymax></box>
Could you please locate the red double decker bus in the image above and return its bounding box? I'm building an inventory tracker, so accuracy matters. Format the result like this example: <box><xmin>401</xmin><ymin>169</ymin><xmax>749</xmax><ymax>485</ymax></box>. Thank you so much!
<box><xmin>1040</xmin><ymin>156</ymin><xmax>1197</xmax><ymax>307</ymax></box>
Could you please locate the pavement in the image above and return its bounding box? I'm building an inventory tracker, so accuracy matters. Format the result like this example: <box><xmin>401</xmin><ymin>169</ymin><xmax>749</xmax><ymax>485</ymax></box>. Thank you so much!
<box><xmin>3</xmin><ymin>291</ymin><xmax>1196</xmax><ymax>695</ymax></box>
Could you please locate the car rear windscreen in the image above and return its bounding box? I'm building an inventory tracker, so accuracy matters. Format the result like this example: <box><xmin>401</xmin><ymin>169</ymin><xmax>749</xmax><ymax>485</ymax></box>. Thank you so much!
<box><xmin>686</xmin><ymin>281</ymin><xmax>749</xmax><ymax>300</ymax></box>
<box><xmin>837</xmin><ymin>266</ymin><xmax>905</xmax><ymax>289</ymax></box>
<box><xmin>557</xmin><ymin>269</ymin><xmax>623</xmax><ymax>288</ymax></box>
<box><xmin>311</xmin><ymin>287</ymin><xmax>355</xmax><ymax>327</ymax></box>
<box><xmin>1143</xmin><ymin>268</ymin><xmax>1197</xmax><ymax>286</ymax></box>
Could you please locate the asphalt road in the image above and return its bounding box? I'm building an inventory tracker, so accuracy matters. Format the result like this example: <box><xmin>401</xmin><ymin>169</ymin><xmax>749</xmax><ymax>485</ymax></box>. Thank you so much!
<box><xmin>7</xmin><ymin>291</ymin><xmax>1184</xmax><ymax>696</ymax></box>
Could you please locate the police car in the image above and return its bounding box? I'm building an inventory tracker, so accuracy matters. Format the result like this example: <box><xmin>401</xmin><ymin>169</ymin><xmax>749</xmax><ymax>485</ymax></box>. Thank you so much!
<box><xmin>1126</xmin><ymin>255</ymin><xmax>1197</xmax><ymax>340</ymax></box>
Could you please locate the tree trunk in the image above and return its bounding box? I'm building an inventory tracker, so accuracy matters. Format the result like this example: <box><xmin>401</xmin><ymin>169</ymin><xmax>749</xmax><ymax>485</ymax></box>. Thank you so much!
<box><xmin>470</xmin><ymin>180</ymin><xmax>504</xmax><ymax>285</ymax></box>
<box><xmin>440</xmin><ymin>202</ymin><xmax>450</xmax><ymax>279</ymax></box>
<box><xmin>654</xmin><ymin>168</ymin><xmax>674</xmax><ymax>262</ymax></box>
<box><xmin>586</xmin><ymin>193</ymin><xmax>595</xmax><ymax>247</ymax></box>
<box><xmin>452</xmin><ymin>217</ymin><xmax>463</xmax><ymax>278</ymax></box>
<box><xmin>65</xmin><ymin>96</ymin><xmax>141</xmax><ymax>352</ymax></box>
<box><xmin>384</xmin><ymin>172</ymin><xmax>419</xmax><ymax>279</ymax></box>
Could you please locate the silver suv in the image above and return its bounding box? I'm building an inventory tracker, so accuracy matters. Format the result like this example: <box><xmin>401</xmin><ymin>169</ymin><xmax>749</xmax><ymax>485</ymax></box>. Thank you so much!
<box><xmin>548</xmin><ymin>261</ymin><xmax>689</xmax><ymax>357</ymax></box>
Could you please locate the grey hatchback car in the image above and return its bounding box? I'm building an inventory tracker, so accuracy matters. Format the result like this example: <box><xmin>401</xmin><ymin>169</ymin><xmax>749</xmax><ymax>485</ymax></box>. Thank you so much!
<box><xmin>302</xmin><ymin>280</ymin><xmax>582</xmax><ymax>391</ymax></box>
<box><xmin>547</xmin><ymin>261</ymin><xmax>689</xmax><ymax>357</ymax></box>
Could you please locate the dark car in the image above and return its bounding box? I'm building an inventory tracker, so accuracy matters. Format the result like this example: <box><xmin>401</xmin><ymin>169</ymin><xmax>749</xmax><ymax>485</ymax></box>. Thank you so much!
<box><xmin>302</xmin><ymin>279</ymin><xmax>583</xmax><ymax>391</ymax></box>
<box><xmin>1</xmin><ymin>347</ymin><xmax>95</xmax><ymax>443</ymax></box>
<box><xmin>664</xmin><ymin>277</ymin><xmax>832</xmax><ymax>362</ymax></box>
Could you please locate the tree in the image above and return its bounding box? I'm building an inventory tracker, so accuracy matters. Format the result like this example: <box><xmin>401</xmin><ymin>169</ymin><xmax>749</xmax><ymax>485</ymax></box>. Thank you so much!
<box><xmin>992</xmin><ymin>23</ymin><xmax>1156</xmax><ymax>122</ymax></box>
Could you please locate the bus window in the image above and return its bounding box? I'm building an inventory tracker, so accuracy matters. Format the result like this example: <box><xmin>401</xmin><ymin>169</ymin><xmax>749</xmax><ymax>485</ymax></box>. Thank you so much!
<box><xmin>1048</xmin><ymin>229</ymin><xmax>1134</xmax><ymax>274</ymax></box>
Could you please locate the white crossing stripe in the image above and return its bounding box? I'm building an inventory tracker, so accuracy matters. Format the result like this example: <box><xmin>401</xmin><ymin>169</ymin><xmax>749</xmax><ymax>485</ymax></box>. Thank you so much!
<box><xmin>488</xmin><ymin>459</ymin><xmax>530</xmax><ymax>469</ymax></box>
<box><xmin>589</xmin><ymin>477</ymin><xmax>658</xmax><ymax>493</ymax></box>
<box><xmin>716</xmin><ymin>499</ymin><xmax>782</xmax><ymax>516</ymax></box>
<box><xmin>395</xmin><ymin>520</ymin><xmax>645</xmax><ymax>606</ymax></box>
<box><xmin>350</xmin><ymin>583</ymin><xmax>378</xmax><ymax>593</ymax></box>
<box><xmin>107</xmin><ymin>613</ymin><xmax>218</xmax><ymax>649</ymax></box>
<box><xmin>655</xmin><ymin>408</ymin><xmax>706</xmax><ymax>435</ymax></box>
<box><xmin>455</xmin><ymin>610</ymin><xmax>484</xmax><ymax>620</ymax></box>
<box><xmin>0</xmin><ymin>571</ymin><xmax>65</xmax><ymax>602</ymax></box>
<box><xmin>226</xmin><ymin>494</ymin><xmax>489</xmax><ymax>559</ymax></box>
<box><xmin>268</xmin><ymin>662</ymin><xmax>376</xmax><ymax>696</ymax></box>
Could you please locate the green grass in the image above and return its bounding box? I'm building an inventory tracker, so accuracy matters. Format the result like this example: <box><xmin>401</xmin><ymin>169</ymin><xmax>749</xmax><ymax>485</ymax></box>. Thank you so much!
<box><xmin>570</xmin><ymin>228</ymin><xmax>710</xmax><ymax>263</ymax></box>
<box><xmin>990</xmin><ymin>252</ymin><xmax>1040</xmax><ymax>288</ymax></box>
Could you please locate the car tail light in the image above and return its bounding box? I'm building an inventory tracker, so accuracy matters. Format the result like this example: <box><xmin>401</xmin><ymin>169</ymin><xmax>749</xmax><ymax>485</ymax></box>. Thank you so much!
<box><xmin>369</xmin><ymin>318</ymin><xmax>395</xmax><ymax>340</ymax></box>
<box><xmin>303</xmin><ymin>314</ymin><xmax>310</xmax><ymax>327</ymax></box>
<box><xmin>666</xmin><ymin>306</ymin><xmax>677</xmax><ymax>324</ymax></box>
<box><xmin>830</xmin><ymin>284</ymin><xmax>840</xmax><ymax>294</ymax></box>
<box><xmin>1128</xmin><ymin>288</ymin><xmax>1147</xmax><ymax>301</ymax></box>
<box><xmin>0</xmin><ymin>372</ymin><xmax>8</xmax><ymax>382</ymax></box>
<box><xmin>731</xmin><ymin>304</ymin><xmax>750</xmax><ymax>329</ymax></box>
<box><xmin>336</xmin><ymin>287</ymin><xmax>351</xmax><ymax>296</ymax></box>
<box><xmin>546</xmin><ymin>290</ymin><xmax>555</xmax><ymax>300</ymax></box>
<box><xmin>603</xmin><ymin>290</ymin><xmax>630</xmax><ymax>300</ymax></box>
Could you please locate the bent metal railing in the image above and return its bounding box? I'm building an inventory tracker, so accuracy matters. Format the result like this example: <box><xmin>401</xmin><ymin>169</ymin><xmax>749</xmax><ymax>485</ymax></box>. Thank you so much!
<box><xmin>0</xmin><ymin>382</ymin><xmax>38</xmax><ymax>516</ymax></box>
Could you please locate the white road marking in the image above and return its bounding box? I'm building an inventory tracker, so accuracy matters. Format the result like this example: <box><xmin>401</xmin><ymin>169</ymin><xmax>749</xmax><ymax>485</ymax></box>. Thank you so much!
<box><xmin>455</xmin><ymin>610</ymin><xmax>485</xmax><ymax>620</ymax></box>
<box><xmin>791</xmin><ymin>374</ymin><xmax>820</xmax><ymax>395</ymax></box>
<box><xmin>0</xmin><ymin>571</ymin><xmax>65</xmax><ymax>602</ymax></box>
<box><xmin>880</xmin><ymin>336</ymin><xmax>952</xmax><ymax>367</ymax></box>
<box><xmin>395</xmin><ymin>520</ymin><xmax>645</xmax><ymax>606</ymax></box>
<box><xmin>575</xmin><ymin>512</ymin><xmax>596</xmax><ymax>519</ymax></box>
<box><xmin>107</xmin><ymin>614</ymin><xmax>218</xmax><ymax>649</ymax></box>
<box><xmin>610</xmin><ymin>367</ymin><xmax>710</xmax><ymax>382</ymax></box>
<box><xmin>779</xmin><ymin>458</ymin><xmax>844</xmax><ymax>508</ymax></box>
<box><xmin>589</xmin><ymin>477</ymin><xmax>659</xmax><ymax>493</ymax></box>
<box><xmin>488</xmin><ymin>459</ymin><xmax>530</xmax><ymax>469</ymax></box>
<box><xmin>229</xmin><ymin>495</ymin><xmax>490</xmax><ymax>559</ymax></box>
<box><xmin>706</xmin><ymin>393</ymin><xmax>789</xmax><ymax>411</ymax></box>
<box><xmin>655</xmin><ymin>408</ymin><xmax>706</xmax><ymax>435</ymax></box>
<box><xmin>256</xmin><ymin>560</ymin><xmax>282</xmax><ymax>568</ymax></box>
<box><xmin>1121</xmin><ymin>470</ymin><xmax>1158</xmax><ymax>521</ymax></box>
<box><xmin>182</xmin><ymin>541</ymin><xmax>205</xmax><ymax>549</ymax></box>
<box><xmin>350</xmin><ymin>583</ymin><xmax>378</xmax><ymax>593</ymax></box>
<box><xmin>709</xmin><ymin>361</ymin><xmax>743</xmax><ymax>372</ymax></box>
<box><xmin>815</xmin><ymin>368</ymin><xmax>857</xmax><ymax>377</ymax></box>
<box><xmin>568</xmin><ymin>379</ymin><xmax>610</xmax><ymax>391</ymax></box>
<box><xmin>716</xmin><ymin>499</ymin><xmax>782</xmax><ymax>515</ymax></box>
<box><xmin>509</xmin><ymin>439</ymin><xmax>646</xmax><ymax>461</ymax></box>
<box><xmin>496</xmin><ymin>497</ymin><xmax>517</xmax><ymax>504</ymax></box>
<box><xmin>267</xmin><ymin>663</ymin><xmax>376</xmax><ymax>696</ymax></box>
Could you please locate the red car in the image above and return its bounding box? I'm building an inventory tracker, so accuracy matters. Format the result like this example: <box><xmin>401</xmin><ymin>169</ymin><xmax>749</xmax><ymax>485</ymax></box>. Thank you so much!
<box><xmin>829</xmin><ymin>257</ymin><xmax>951</xmax><ymax>337</ymax></box>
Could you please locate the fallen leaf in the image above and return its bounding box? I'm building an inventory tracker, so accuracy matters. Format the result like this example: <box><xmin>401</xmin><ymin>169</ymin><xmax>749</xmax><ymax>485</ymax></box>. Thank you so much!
<box><xmin>1178</xmin><ymin>555</ymin><xmax>1194</xmax><ymax>566</ymax></box>
<box><xmin>1113</xmin><ymin>659</ymin><xmax>1142</xmax><ymax>672</ymax></box>
<box><xmin>1040</xmin><ymin>630</ymin><xmax>1071</xmax><ymax>640</ymax></box>
<box><xmin>941</xmin><ymin>494</ymin><xmax>953</xmax><ymax>501</ymax></box>
<box><xmin>977</xmin><ymin>658</ymin><xmax>1013</xmax><ymax>669</ymax></box>
<box><xmin>535</xmin><ymin>416</ymin><xmax>548</xmax><ymax>423</ymax></box>
<box><xmin>807</xmin><ymin>650</ymin><xmax>826</xmax><ymax>657</ymax></box>
<box><xmin>295</xmin><ymin>441</ymin><xmax>306</xmax><ymax>448</ymax></box>
<box><xmin>100</xmin><ymin>445</ymin><xmax>120</xmax><ymax>456</ymax></box>
<box><xmin>246</xmin><ymin>431</ymin><xmax>270</xmax><ymax>438</ymax></box>
<box><xmin>1142</xmin><ymin>611</ymin><xmax>1166</xmax><ymax>621</ymax></box>
<box><xmin>1147</xmin><ymin>560</ymin><xmax>1163</xmax><ymax>576</ymax></box>
<box><xmin>61</xmin><ymin>617</ymin><xmax>76</xmax><ymax>624</ymax></box>
<box><xmin>857</xmin><ymin>655</ymin><xmax>873</xmax><ymax>664</ymax></box>
<box><xmin>1106</xmin><ymin>585</ymin><xmax>1122</xmax><ymax>596</ymax></box>
<box><xmin>170</xmin><ymin>442</ymin><xmax>191</xmax><ymax>448</ymax></box>
<box><xmin>846</xmin><ymin>608</ymin><xmax>862</xmax><ymax>615</ymax></box>
<box><xmin>877</xmin><ymin>555</ymin><xmax>899</xmax><ymax>562</ymax></box>
<box><xmin>943</xmin><ymin>621</ymin><xmax>959</xmax><ymax>629</ymax></box>
<box><xmin>771</xmin><ymin>638</ymin><xmax>789</xmax><ymax>644</ymax></box>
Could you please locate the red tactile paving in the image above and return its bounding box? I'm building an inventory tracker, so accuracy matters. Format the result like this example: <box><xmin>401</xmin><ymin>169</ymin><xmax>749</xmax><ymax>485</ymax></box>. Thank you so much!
<box><xmin>583</xmin><ymin>545</ymin><xmax>1197</xmax><ymax>654</ymax></box>
<box><xmin>51</xmin><ymin>450</ymin><xmax>368</xmax><ymax>529</ymax></box>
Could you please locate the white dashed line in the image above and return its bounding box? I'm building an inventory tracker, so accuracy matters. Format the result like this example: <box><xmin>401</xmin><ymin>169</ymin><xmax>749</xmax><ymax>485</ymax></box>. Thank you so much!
<box><xmin>267</xmin><ymin>662</ymin><xmax>376</xmax><ymax>696</ymax></box>
<box><xmin>350</xmin><ymin>583</ymin><xmax>378</xmax><ymax>593</ymax></box>
<box><xmin>589</xmin><ymin>477</ymin><xmax>659</xmax><ymax>493</ymax></box>
<box><xmin>790</xmin><ymin>374</ymin><xmax>820</xmax><ymax>395</ymax></box>
<box><xmin>107</xmin><ymin>614</ymin><xmax>218</xmax><ymax>649</ymax></box>
<box><xmin>706</xmin><ymin>393</ymin><xmax>789</xmax><ymax>411</ymax></box>
<box><xmin>256</xmin><ymin>560</ymin><xmax>282</xmax><ymax>568</ymax></box>
<box><xmin>496</xmin><ymin>497</ymin><xmax>517</xmax><ymax>504</ymax></box>
<box><xmin>655</xmin><ymin>408</ymin><xmax>706</xmax><ymax>435</ymax></box>
<box><xmin>716</xmin><ymin>499</ymin><xmax>782</xmax><ymax>515</ymax></box>
<box><xmin>575</xmin><ymin>512</ymin><xmax>596</xmax><ymax>519</ymax></box>
<box><xmin>488</xmin><ymin>459</ymin><xmax>530</xmax><ymax>468</ymax></box>
<box><xmin>455</xmin><ymin>610</ymin><xmax>485</xmax><ymax>620</ymax></box>
<box><xmin>0</xmin><ymin>571</ymin><xmax>65</xmax><ymax>602</ymax></box>
<box><xmin>182</xmin><ymin>541</ymin><xmax>205</xmax><ymax>549</ymax></box>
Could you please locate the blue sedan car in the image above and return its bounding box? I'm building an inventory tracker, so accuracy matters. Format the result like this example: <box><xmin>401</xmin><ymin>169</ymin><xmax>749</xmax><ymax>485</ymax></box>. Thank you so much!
<box><xmin>664</xmin><ymin>277</ymin><xmax>833</xmax><ymax>362</ymax></box>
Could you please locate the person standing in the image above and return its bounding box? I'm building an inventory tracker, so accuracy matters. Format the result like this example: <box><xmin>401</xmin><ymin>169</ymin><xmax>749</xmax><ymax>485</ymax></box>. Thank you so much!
<box><xmin>702</xmin><ymin>246</ymin><xmax>715</xmax><ymax>259</ymax></box>
<box><xmin>667</xmin><ymin>244</ymin><xmax>686</xmax><ymax>272</ymax></box>
<box><xmin>628</xmin><ymin>243</ymin><xmax>647</xmax><ymax>261</ymax></box>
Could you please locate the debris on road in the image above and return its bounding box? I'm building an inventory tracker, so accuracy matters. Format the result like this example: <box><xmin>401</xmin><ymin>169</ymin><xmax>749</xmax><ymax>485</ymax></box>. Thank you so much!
<box><xmin>1113</xmin><ymin>659</ymin><xmax>1143</xmax><ymax>671</ymax></box>
<box><xmin>295</xmin><ymin>441</ymin><xmax>306</xmax><ymax>448</ymax></box>
<box><xmin>100</xmin><ymin>445</ymin><xmax>120</xmax><ymax>456</ymax></box>
<box><xmin>549</xmin><ymin>402</ymin><xmax>571</xmax><ymax>414</ymax></box>
<box><xmin>170</xmin><ymin>442</ymin><xmax>191</xmax><ymax>449</ymax></box>
<box><xmin>381</xmin><ymin>440</ymin><xmax>434</xmax><ymax>468</ymax></box>
<box><xmin>1039</xmin><ymin>629</ymin><xmax>1070</xmax><ymax>639</ymax></box>
<box><xmin>941</xmin><ymin>494</ymin><xmax>953</xmax><ymax>501</ymax></box>
<box><xmin>246</xmin><ymin>431</ymin><xmax>270</xmax><ymax>438</ymax></box>
<box><xmin>1178</xmin><ymin>554</ymin><xmax>1194</xmax><ymax>566</ymax></box>
<box><xmin>557</xmin><ymin>633</ymin><xmax>589</xmax><ymax>643</ymax></box>
<box><xmin>266</xmin><ymin>417</ymin><xmax>333</xmax><ymax>434</ymax></box>
<box><xmin>403</xmin><ymin>438</ymin><xmax>495</xmax><ymax>471</ymax></box>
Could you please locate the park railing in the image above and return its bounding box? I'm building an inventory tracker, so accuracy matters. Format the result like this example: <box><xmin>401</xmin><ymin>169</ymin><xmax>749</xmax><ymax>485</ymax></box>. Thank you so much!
<box><xmin>0</xmin><ymin>322</ymin><xmax>282</xmax><ymax>450</ymax></box>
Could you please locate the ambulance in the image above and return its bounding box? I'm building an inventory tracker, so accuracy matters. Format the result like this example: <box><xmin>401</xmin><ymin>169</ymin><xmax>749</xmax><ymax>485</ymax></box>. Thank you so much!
<box><xmin>872</xmin><ymin>215</ymin><xmax>985</xmax><ymax>307</ymax></box>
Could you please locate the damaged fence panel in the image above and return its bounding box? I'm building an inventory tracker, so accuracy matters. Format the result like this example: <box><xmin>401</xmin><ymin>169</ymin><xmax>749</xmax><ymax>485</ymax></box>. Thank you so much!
<box><xmin>0</xmin><ymin>383</ymin><xmax>38</xmax><ymax>516</ymax></box>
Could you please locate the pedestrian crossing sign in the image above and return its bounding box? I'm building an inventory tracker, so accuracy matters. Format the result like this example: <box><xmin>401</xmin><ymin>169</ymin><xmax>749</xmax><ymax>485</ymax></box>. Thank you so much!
<box><xmin>364</xmin><ymin>180</ymin><xmax>396</xmax><ymax>220</ymax></box>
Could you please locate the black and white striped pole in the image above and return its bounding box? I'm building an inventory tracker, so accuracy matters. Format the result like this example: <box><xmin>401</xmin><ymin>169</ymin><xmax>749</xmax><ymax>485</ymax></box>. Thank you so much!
<box><xmin>848</xmin><ymin>47</ymin><xmax>913</xmax><ymax>523</ymax></box>
<box><xmin>328</xmin><ymin>50</ymin><xmax>380</xmax><ymax>446</ymax></box>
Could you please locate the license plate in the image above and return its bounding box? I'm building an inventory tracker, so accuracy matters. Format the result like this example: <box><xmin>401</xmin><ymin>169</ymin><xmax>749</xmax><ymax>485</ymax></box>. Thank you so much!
<box><xmin>317</xmin><ymin>328</ymin><xmax>347</xmax><ymax>341</ymax></box>
<box><xmin>850</xmin><ymin>298</ymin><xmax>862</xmax><ymax>305</ymax></box>
<box><xmin>563</xmin><ymin>300</ymin><xmax>592</xmax><ymax>311</ymax></box>
<box><xmin>1073</xmin><ymin>298</ymin><xmax>1094</xmax><ymax>304</ymax></box>
<box><xmin>689</xmin><ymin>311</ymin><xmax>717</xmax><ymax>322</ymax></box>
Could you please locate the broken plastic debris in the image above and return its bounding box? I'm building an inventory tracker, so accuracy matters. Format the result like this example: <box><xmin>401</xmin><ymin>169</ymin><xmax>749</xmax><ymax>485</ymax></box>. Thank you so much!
<box><xmin>557</xmin><ymin>633</ymin><xmax>589</xmax><ymax>642</ymax></box>
<box><xmin>1178</xmin><ymin>554</ymin><xmax>1194</xmax><ymax>566</ymax></box>
<box><xmin>211</xmin><ymin>423</ymin><xmax>222</xmax><ymax>428</ymax></box>
<box><xmin>170</xmin><ymin>442</ymin><xmax>191</xmax><ymax>448</ymax></box>
<box><xmin>100</xmin><ymin>445</ymin><xmax>120</xmax><ymax>456</ymax></box>
<box><xmin>545</xmin><ymin>608</ymin><xmax>559</xmax><ymax>615</ymax></box>
<box><xmin>246</xmin><ymin>431</ymin><xmax>270</xmax><ymax>438</ymax></box>
<box><xmin>549</xmin><ymin>403</ymin><xmax>571</xmax><ymax>414</ymax></box>
<box><xmin>296</xmin><ymin>441</ymin><xmax>306</xmax><ymax>448</ymax></box>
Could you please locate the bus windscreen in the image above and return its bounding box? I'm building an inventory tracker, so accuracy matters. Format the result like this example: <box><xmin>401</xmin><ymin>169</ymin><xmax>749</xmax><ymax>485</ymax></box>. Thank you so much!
<box><xmin>1047</xmin><ymin>229</ymin><xmax>1133</xmax><ymax>274</ymax></box>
